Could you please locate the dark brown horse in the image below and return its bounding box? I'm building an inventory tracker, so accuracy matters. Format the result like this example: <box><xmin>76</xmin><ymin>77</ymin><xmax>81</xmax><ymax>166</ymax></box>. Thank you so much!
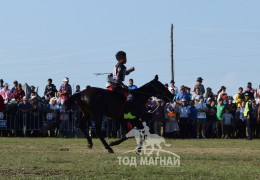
<box><xmin>65</xmin><ymin>75</ymin><xmax>173</xmax><ymax>153</ymax></box>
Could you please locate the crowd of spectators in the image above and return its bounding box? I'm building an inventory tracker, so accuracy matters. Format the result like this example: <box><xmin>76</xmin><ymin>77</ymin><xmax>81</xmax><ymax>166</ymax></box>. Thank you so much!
<box><xmin>0</xmin><ymin>77</ymin><xmax>260</xmax><ymax>140</ymax></box>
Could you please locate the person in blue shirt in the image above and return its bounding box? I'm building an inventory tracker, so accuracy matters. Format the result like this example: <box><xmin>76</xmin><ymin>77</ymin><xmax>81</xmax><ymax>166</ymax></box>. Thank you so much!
<box><xmin>128</xmin><ymin>79</ymin><xmax>137</xmax><ymax>90</ymax></box>
<box><xmin>176</xmin><ymin>86</ymin><xmax>191</xmax><ymax>105</ymax></box>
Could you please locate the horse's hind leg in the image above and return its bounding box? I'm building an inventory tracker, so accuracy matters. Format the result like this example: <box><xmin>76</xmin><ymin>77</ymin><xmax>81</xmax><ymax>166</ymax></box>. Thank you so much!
<box><xmin>94</xmin><ymin>115</ymin><xmax>114</xmax><ymax>153</ymax></box>
<box><xmin>79</xmin><ymin>114</ymin><xmax>93</xmax><ymax>148</ymax></box>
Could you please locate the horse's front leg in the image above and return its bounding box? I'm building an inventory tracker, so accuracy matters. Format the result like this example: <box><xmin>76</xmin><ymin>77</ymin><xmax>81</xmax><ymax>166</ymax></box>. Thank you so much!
<box><xmin>79</xmin><ymin>113</ymin><xmax>93</xmax><ymax>148</ymax></box>
<box><xmin>94</xmin><ymin>115</ymin><xmax>114</xmax><ymax>153</ymax></box>
<box><xmin>110</xmin><ymin>118</ymin><xmax>129</xmax><ymax>146</ymax></box>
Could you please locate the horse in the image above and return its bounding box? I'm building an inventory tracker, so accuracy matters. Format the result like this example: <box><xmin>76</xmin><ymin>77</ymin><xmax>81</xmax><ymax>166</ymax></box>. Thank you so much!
<box><xmin>64</xmin><ymin>75</ymin><xmax>173</xmax><ymax>153</ymax></box>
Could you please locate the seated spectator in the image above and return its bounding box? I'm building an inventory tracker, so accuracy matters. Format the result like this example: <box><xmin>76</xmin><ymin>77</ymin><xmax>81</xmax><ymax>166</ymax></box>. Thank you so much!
<box><xmin>12</xmin><ymin>83</ymin><xmax>25</xmax><ymax>102</ymax></box>
<box><xmin>10</xmin><ymin>81</ymin><xmax>18</xmax><ymax>94</ymax></box>
<box><xmin>0</xmin><ymin>79</ymin><xmax>4</xmax><ymax>90</ymax></box>
<box><xmin>222</xmin><ymin>108</ymin><xmax>233</xmax><ymax>138</ymax></box>
<box><xmin>235</xmin><ymin>87</ymin><xmax>245</xmax><ymax>107</ymax></box>
<box><xmin>0</xmin><ymin>83</ymin><xmax>12</xmax><ymax>103</ymax></box>
<box><xmin>193</xmin><ymin>77</ymin><xmax>205</xmax><ymax>96</ymax></box>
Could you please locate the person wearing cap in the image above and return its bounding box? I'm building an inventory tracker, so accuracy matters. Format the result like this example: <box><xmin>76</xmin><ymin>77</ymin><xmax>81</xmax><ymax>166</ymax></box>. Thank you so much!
<box><xmin>0</xmin><ymin>79</ymin><xmax>4</xmax><ymax>90</ymax></box>
<box><xmin>0</xmin><ymin>83</ymin><xmax>12</xmax><ymax>102</ymax></box>
<box><xmin>44</xmin><ymin>78</ymin><xmax>57</xmax><ymax>99</ymax></box>
<box><xmin>168</xmin><ymin>80</ymin><xmax>179</xmax><ymax>95</ymax></box>
<box><xmin>12</xmin><ymin>83</ymin><xmax>25</xmax><ymax>102</ymax></box>
<box><xmin>244</xmin><ymin>92</ymin><xmax>254</xmax><ymax>140</ymax></box>
<box><xmin>10</xmin><ymin>81</ymin><xmax>18</xmax><ymax>94</ymax></box>
<box><xmin>193</xmin><ymin>77</ymin><xmax>205</xmax><ymax>96</ymax></box>
<box><xmin>196</xmin><ymin>96</ymin><xmax>207</xmax><ymax>138</ymax></box>
<box><xmin>235</xmin><ymin>87</ymin><xmax>245</xmax><ymax>108</ymax></box>
<box><xmin>178</xmin><ymin>98</ymin><xmax>190</xmax><ymax>138</ymax></box>
<box><xmin>58</xmin><ymin>77</ymin><xmax>72</xmax><ymax>105</ymax></box>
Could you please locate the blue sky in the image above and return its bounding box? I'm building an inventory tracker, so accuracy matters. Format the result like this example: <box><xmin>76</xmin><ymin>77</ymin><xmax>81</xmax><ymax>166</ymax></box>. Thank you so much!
<box><xmin>0</xmin><ymin>0</ymin><xmax>259</xmax><ymax>95</ymax></box>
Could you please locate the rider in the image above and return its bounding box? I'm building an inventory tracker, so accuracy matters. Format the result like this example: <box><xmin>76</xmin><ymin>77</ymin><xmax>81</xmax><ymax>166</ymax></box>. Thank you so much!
<box><xmin>107</xmin><ymin>51</ymin><xmax>135</xmax><ymax>98</ymax></box>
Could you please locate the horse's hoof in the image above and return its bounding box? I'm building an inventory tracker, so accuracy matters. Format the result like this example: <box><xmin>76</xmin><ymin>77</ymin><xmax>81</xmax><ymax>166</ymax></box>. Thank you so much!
<box><xmin>87</xmin><ymin>144</ymin><xmax>93</xmax><ymax>149</ymax></box>
<box><xmin>109</xmin><ymin>142</ymin><xmax>116</xmax><ymax>146</ymax></box>
<box><xmin>108</xmin><ymin>149</ymin><xmax>114</xmax><ymax>153</ymax></box>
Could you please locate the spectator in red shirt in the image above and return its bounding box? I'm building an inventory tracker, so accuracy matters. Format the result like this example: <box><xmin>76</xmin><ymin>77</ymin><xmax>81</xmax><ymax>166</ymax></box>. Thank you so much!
<box><xmin>58</xmin><ymin>77</ymin><xmax>72</xmax><ymax>105</ymax></box>
<box><xmin>13</xmin><ymin>83</ymin><xmax>25</xmax><ymax>102</ymax></box>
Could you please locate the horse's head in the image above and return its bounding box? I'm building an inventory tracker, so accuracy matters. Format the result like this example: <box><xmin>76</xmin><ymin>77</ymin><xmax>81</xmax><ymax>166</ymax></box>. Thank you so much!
<box><xmin>148</xmin><ymin>75</ymin><xmax>174</xmax><ymax>102</ymax></box>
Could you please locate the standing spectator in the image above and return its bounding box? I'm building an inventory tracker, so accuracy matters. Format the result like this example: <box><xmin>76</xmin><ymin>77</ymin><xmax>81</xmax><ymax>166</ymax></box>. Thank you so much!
<box><xmin>196</xmin><ymin>96</ymin><xmax>207</xmax><ymax>138</ymax></box>
<box><xmin>176</xmin><ymin>86</ymin><xmax>190</xmax><ymax>105</ymax></box>
<box><xmin>216</xmin><ymin>99</ymin><xmax>225</xmax><ymax>138</ymax></box>
<box><xmin>256</xmin><ymin>101</ymin><xmax>260</xmax><ymax>138</ymax></box>
<box><xmin>12</xmin><ymin>83</ymin><xmax>25</xmax><ymax>102</ymax></box>
<box><xmin>165</xmin><ymin>104</ymin><xmax>179</xmax><ymax>138</ymax></box>
<box><xmin>0</xmin><ymin>83</ymin><xmax>12</xmax><ymax>102</ymax></box>
<box><xmin>58</xmin><ymin>77</ymin><xmax>72</xmax><ymax>106</ymax></box>
<box><xmin>0</xmin><ymin>95</ymin><xmax>5</xmax><ymax>112</ymax></box>
<box><xmin>188</xmin><ymin>100</ymin><xmax>198</xmax><ymax>138</ymax></box>
<box><xmin>207</xmin><ymin>100</ymin><xmax>217</xmax><ymax>138</ymax></box>
<box><xmin>178</xmin><ymin>98</ymin><xmax>190</xmax><ymax>138</ymax></box>
<box><xmin>128</xmin><ymin>79</ymin><xmax>137</xmax><ymax>90</ymax></box>
<box><xmin>168</xmin><ymin>80</ymin><xmax>179</xmax><ymax>95</ymax></box>
<box><xmin>10</xmin><ymin>81</ymin><xmax>18</xmax><ymax>94</ymax></box>
<box><xmin>226</xmin><ymin>96</ymin><xmax>237</xmax><ymax>117</ymax></box>
<box><xmin>222</xmin><ymin>108</ymin><xmax>234</xmax><ymax>139</ymax></box>
<box><xmin>255</xmin><ymin>85</ymin><xmax>260</xmax><ymax>99</ymax></box>
<box><xmin>236</xmin><ymin>101</ymin><xmax>247</xmax><ymax>138</ymax></box>
<box><xmin>193</xmin><ymin>77</ymin><xmax>205</xmax><ymax>96</ymax></box>
<box><xmin>234</xmin><ymin>87</ymin><xmax>245</xmax><ymax>108</ymax></box>
<box><xmin>44</xmin><ymin>78</ymin><xmax>57</xmax><ymax>99</ymax></box>
<box><xmin>186</xmin><ymin>87</ymin><xmax>192</xmax><ymax>102</ymax></box>
<box><xmin>192</xmin><ymin>88</ymin><xmax>201</xmax><ymax>105</ymax></box>
<box><xmin>150</xmin><ymin>99</ymin><xmax>164</xmax><ymax>136</ymax></box>
<box><xmin>0</xmin><ymin>79</ymin><xmax>4</xmax><ymax>90</ymax></box>
<box><xmin>73</xmin><ymin>85</ymin><xmax>81</xmax><ymax>94</ymax></box>
<box><xmin>244</xmin><ymin>92</ymin><xmax>254</xmax><ymax>140</ymax></box>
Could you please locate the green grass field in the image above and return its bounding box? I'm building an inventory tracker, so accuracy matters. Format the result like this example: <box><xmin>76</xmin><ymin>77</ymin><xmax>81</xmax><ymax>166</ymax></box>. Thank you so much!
<box><xmin>0</xmin><ymin>138</ymin><xmax>259</xmax><ymax>180</ymax></box>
